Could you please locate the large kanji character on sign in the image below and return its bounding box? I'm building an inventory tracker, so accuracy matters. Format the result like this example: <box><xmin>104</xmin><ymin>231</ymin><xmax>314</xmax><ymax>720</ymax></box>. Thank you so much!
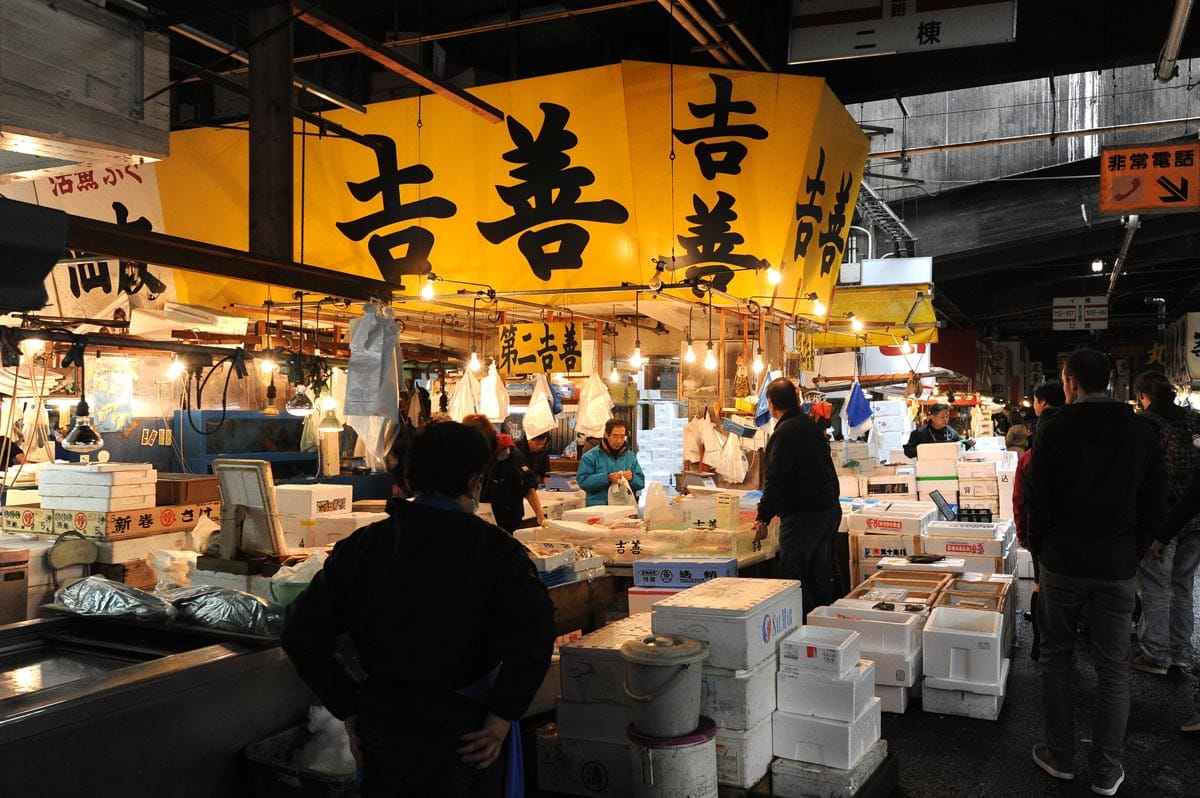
<box><xmin>478</xmin><ymin>103</ymin><xmax>629</xmax><ymax>281</ymax></box>
<box><xmin>672</xmin><ymin>73</ymin><xmax>768</xmax><ymax>179</ymax></box>
<box><xmin>672</xmin><ymin>192</ymin><xmax>767</xmax><ymax>297</ymax></box>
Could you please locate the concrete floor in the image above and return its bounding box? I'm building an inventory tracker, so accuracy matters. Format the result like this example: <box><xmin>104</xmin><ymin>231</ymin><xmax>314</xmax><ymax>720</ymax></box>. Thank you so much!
<box><xmin>883</xmin><ymin>578</ymin><xmax>1199</xmax><ymax>797</ymax></box>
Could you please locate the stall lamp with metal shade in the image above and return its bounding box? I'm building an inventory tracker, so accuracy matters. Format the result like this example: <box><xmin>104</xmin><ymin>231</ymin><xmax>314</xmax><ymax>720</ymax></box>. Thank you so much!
<box><xmin>318</xmin><ymin>406</ymin><xmax>344</xmax><ymax>432</ymax></box>
<box><xmin>60</xmin><ymin>342</ymin><xmax>104</xmax><ymax>457</ymax></box>
<box><xmin>285</xmin><ymin>385</ymin><xmax>315</xmax><ymax>417</ymax></box>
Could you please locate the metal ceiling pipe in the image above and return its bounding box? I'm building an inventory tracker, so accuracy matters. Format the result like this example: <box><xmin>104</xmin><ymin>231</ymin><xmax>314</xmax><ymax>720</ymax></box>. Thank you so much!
<box><xmin>675</xmin><ymin>0</ymin><xmax>745</xmax><ymax>66</ymax></box>
<box><xmin>1156</xmin><ymin>0</ymin><xmax>1195</xmax><ymax>82</ymax></box>
<box><xmin>702</xmin><ymin>0</ymin><xmax>770</xmax><ymax>70</ymax></box>
<box><xmin>1106</xmin><ymin>214</ymin><xmax>1140</xmax><ymax>299</ymax></box>
<box><xmin>656</xmin><ymin>0</ymin><xmax>733</xmax><ymax>65</ymax></box>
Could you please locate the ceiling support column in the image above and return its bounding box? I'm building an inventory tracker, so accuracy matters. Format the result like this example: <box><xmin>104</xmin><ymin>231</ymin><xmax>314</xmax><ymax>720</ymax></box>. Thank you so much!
<box><xmin>248</xmin><ymin>4</ymin><xmax>294</xmax><ymax>263</ymax></box>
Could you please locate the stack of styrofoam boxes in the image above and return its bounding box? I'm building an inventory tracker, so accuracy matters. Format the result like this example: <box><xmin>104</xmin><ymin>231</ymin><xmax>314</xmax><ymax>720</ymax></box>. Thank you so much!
<box><xmin>771</xmin><ymin>626</ymin><xmax>886</xmax><ymax>796</ymax></box>
<box><xmin>924</xmin><ymin>519</ymin><xmax>1015</xmax><ymax>578</ymax></box>
<box><xmin>537</xmin><ymin>613</ymin><xmax>653</xmax><ymax>795</ymax></box>
<box><xmin>922</xmin><ymin>606</ymin><xmax>1009</xmax><ymax>720</ymax></box>
<box><xmin>651</xmin><ymin>578</ymin><xmax>804</xmax><ymax>789</ymax></box>
<box><xmin>810</xmin><ymin>592</ymin><xmax>927</xmax><ymax>714</ymax></box>
<box><xmin>636</xmin><ymin>401</ymin><xmax>687</xmax><ymax>493</ymax></box>
<box><xmin>858</xmin><ymin>473</ymin><xmax>917</xmax><ymax>501</ymax></box>
<box><xmin>934</xmin><ymin>575</ymin><xmax>1015</xmax><ymax>657</ymax></box>
<box><xmin>275</xmin><ymin>483</ymin><xmax>355</xmax><ymax>551</ymax></box>
<box><xmin>868</xmin><ymin>400</ymin><xmax>911</xmax><ymax>465</ymax></box>
<box><xmin>39</xmin><ymin>463</ymin><xmax>158</xmax><ymax>514</ymax></box>
<box><xmin>628</xmin><ymin>556</ymin><xmax>736</xmax><ymax>614</ymax></box>
<box><xmin>915</xmin><ymin>441</ymin><xmax>959</xmax><ymax>503</ymax></box>
<box><xmin>845</xmin><ymin>502</ymin><xmax>937</xmax><ymax>583</ymax></box>
<box><xmin>956</xmin><ymin>459</ymin><xmax>999</xmax><ymax>518</ymax></box>
<box><xmin>844</xmin><ymin>440</ymin><xmax>873</xmax><ymax>470</ymax></box>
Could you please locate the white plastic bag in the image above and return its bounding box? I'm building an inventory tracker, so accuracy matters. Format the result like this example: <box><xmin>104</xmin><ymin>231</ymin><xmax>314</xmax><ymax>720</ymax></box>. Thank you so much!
<box><xmin>683</xmin><ymin>418</ymin><xmax>703</xmax><ymax>462</ymax></box>
<box><xmin>575</xmin><ymin>373</ymin><xmax>614</xmax><ymax>438</ymax></box>
<box><xmin>448</xmin><ymin>370</ymin><xmax>482</xmax><ymax>422</ymax></box>
<box><xmin>642</xmin><ymin>481</ymin><xmax>668</xmax><ymax>517</ymax></box>
<box><xmin>344</xmin><ymin>304</ymin><xmax>401</xmax><ymax>421</ymax></box>
<box><xmin>717</xmin><ymin>429</ymin><xmax>749</xmax><ymax>483</ymax></box>
<box><xmin>524</xmin><ymin>375</ymin><xmax>557</xmax><ymax>438</ymax></box>
<box><xmin>479</xmin><ymin>362</ymin><xmax>510</xmax><ymax>422</ymax></box>
<box><xmin>700</xmin><ymin>420</ymin><xmax>723</xmax><ymax>469</ymax></box>
<box><xmin>607</xmin><ymin>476</ymin><xmax>636</xmax><ymax>506</ymax></box>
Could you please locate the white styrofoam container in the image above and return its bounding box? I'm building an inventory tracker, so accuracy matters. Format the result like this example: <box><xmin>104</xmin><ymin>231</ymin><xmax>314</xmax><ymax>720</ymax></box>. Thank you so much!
<box><xmin>39</xmin><ymin>464</ymin><xmax>156</xmax><ymax>487</ymax></box>
<box><xmin>916</xmin><ymin>442</ymin><xmax>959</xmax><ymax>461</ymax></box>
<box><xmin>701</xmin><ymin>653</ymin><xmax>777</xmax><ymax>730</ymax></box>
<box><xmin>846</xmin><ymin>510</ymin><xmax>933</xmax><ymax>535</ymax></box>
<box><xmin>838</xmin><ymin>474</ymin><xmax>861</xmax><ymax>498</ymax></box>
<box><xmin>37</xmin><ymin>482</ymin><xmax>159</xmax><ymax>499</ymax></box>
<box><xmin>921</xmin><ymin>677</ymin><xmax>1007</xmax><ymax>721</ymax></box>
<box><xmin>771</xmin><ymin>738</ymin><xmax>888</xmax><ymax>798</ymax></box>
<box><xmin>523</xmin><ymin>540</ymin><xmax>578</xmax><ymax>572</ymax></box>
<box><xmin>1015</xmin><ymin>548</ymin><xmax>1034</xmax><ymax>579</ymax></box>
<box><xmin>922</xmin><ymin>534</ymin><xmax>1006</xmax><ymax>558</ymax></box>
<box><xmin>628</xmin><ymin>586</ymin><xmax>684</xmax><ymax>615</ymax></box>
<box><xmin>274</xmin><ymin>483</ymin><xmax>353</xmax><ymax>518</ymax></box>
<box><xmin>874</xmin><ymin>683</ymin><xmax>910</xmax><ymax>714</ymax></box>
<box><xmin>778</xmin><ymin>626</ymin><xmax>861</xmax><ymax>678</ymax></box>
<box><xmin>925</xmin><ymin>657</ymin><xmax>1011</xmax><ymax>696</ymax></box>
<box><xmin>916</xmin><ymin>477</ymin><xmax>958</xmax><ymax>497</ymax></box>
<box><xmin>997</xmin><ymin>466</ymin><xmax>1016</xmax><ymax>487</ymax></box>
<box><xmin>862</xmin><ymin>646</ymin><xmax>921</xmax><ymax>687</ymax></box>
<box><xmin>858</xmin><ymin>475</ymin><xmax>917</xmax><ymax>499</ymax></box>
<box><xmin>956</xmin><ymin>461</ymin><xmax>997</xmax><ymax>479</ymax></box>
<box><xmin>188</xmin><ymin>567</ymin><xmax>250</xmax><ymax>592</ymax></box>
<box><xmin>958</xmin><ymin>478</ymin><xmax>999</xmax><ymax>498</ymax></box>
<box><xmin>925</xmin><ymin>520</ymin><xmax>1008</xmax><ymax>540</ymax></box>
<box><xmin>772</xmin><ymin>697</ymin><xmax>882</xmax><ymax>769</ymax></box>
<box><xmin>651</xmin><ymin>578</ymin><xmax>802</xmax><ymax>670</ymax></box>
<box><xmin>559</xmin><ymin>612</ymin><xmax>654</xmax><ymax>704</ymax></box>
<box><xmin>536</xmin><ymin>725</ymin><xmax>631</xmax><ymax>796</ymax></box>
<box><xmin>38</xmin><ymin>493</ymin><xmax>157</xmax><ymax>512</ymax></box>
<box><xmin>312</xmin><ymin>511</ymin><xmax>389</xmax><ymax>547</ymax></box>
<box><xmin>923</xmin><ymin>606</ymin><xmax>1003</xmax><ymax>684</ymax></box>
<box><xmin>874</xmin><ymin>556</ymin><xmax>967</xmax><ymax>575</ymax></box>
<box><xmin>632</xmin><ymin>557</ymin><xmax>738</xmax><ymax>588</ymax></box>
<box><xmin>807</xmin><ymin>605</ymin><xmax>923</xmax><ymax>653</ymax></box>
<box><xmin>94</xmin><ymin>530</ymin><xmax>194</xmax><ymax>564</ymax></box>
<box><xmin>561</xmin><ymin>505</ymin><xmax>640</xmax><ymax>524</ymax></box>
<box><xmin>715</xmin><ymin>714</ymin><xmax>773</xmax><ymax>788</ymax></box>
<box><xmin>556</xmin><ymin>697</ymin><xmax>631</xmax><ymax>744</ymax></box>
<box><xmin>869</xmin><ymin>400</ymin><xmax>904</xmax><ymax>417</ymax></box>
<box><xmin>777</xmin><ymin>660</ymin><xmax>875</xmax><ymax>721</ymax></box>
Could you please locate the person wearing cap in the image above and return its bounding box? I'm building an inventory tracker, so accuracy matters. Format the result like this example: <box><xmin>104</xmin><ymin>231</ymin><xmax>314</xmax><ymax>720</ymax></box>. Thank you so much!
<box><xmin>902</xmin><ymin>402</ymin><xmax>963</xmax><ymax>458</ymax></box>
<box><xmin>463</xmin><ymin>415</ymin><xmax>544</xmax><ymax>533</ymax></box>
<box><xmin>517</xmin><ymin>432</ymin><xmax>551</xmax><ymax>486</ymax></box>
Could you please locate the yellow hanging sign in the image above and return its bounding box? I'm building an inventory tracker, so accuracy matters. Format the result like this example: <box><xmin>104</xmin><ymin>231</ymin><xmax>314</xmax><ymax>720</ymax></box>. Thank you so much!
<box><xmin>496</xmin><ymin>320</ymin><xmax>585</xmax><ymax>374</ymax></box>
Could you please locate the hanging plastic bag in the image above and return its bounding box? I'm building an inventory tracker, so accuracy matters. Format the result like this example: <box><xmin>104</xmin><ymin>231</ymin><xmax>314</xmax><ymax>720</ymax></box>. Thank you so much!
<box><xmin>642</xmin><ymin>481</ymin><xmax>669</xmax><ymax>516</ymax></box>
<box><xmin>550</xmin><ymin>383</ymin><xmax>564</xmax><ymax>416</ymax></box>
<box><xmin>448</xmin><ymin>370</ymin><xmax>482</xmax><ymax>422</ymax></box>
<box><xmin>300</xmin><ymin>411</ymin><xmax>319</xmax><ymax>452</ymax></box>
<box><xmin>345</xmin><ymin>416</ymin><xmax>397</xmax><ymax>473</ymax></box>
<box><xmin>524</xmin><ymin>375</ymin><xmax>557</xmax><ymax>438</ymax></box>
<box><xmin>607</xmin><ymin>476</ymin><xmax>636</xmax><ymax>506</ymax></box>
<box><xmin>700</xmin><ymin>419</ymin><xmax>723</xmax><ymax>469</ymax></box>
<box><xmin>479</xmin><ymin>362</ymin><xmax>510</xmax><ymax>422</ymax></box>
<box><xmin>683</xmin><ymin>418</ymin><xmax>703</xmax><ymax>462</ymax></box>
<box><xmin>575</xmin><ymin>373</ymin><xmax>614</xmax><ymax>438</ymax></box>
<box><xmin>717</xmin><ymin>429</ymin><xmax>749</xmax><ymax>483</ymax></box>
<box><xmin>344</xmin><ymin>304</ymin><xmax>401</xmax><ymax>422</ymax></box>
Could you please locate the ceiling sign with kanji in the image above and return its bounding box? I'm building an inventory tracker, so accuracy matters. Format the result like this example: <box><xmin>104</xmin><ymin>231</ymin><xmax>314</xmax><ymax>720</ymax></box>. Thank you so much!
<box><xmin>495</xmin><ymin>321</ymin><xmax>584</xmax><ymax>375</ymax></box>
<box><xmin>150</xmin><ymin>61</ymin><xmax>867</xmax><ymax>314</ymax></box>
<box><xmin>1099</xmin><ymin>142</ymin><xmax>1199</xmax><ymax>215</ymax></box>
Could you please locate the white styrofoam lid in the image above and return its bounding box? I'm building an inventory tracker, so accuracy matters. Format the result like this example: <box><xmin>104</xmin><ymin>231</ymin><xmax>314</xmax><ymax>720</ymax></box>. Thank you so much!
<box><xmin>560</xmin><ymin>612</ymin><xmax>654</xmax><ymax>653</ymax></box>
<box><xmin>652</xmin><ymin>577</ymin><xmax>801</xmax><ymax>615</ymax></box>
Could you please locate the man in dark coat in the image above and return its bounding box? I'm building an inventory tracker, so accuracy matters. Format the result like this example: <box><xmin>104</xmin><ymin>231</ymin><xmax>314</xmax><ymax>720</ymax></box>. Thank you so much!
<box><xmin>753</xmin><ymin>377</ymin><xmax>840</xmax><ymax>615</ymax></box>
<box><xmin>281</xmin><ymin>421</ymin><xmax>557</xmax><ymax>797</ymax></box>
<box><xmin>1024</xmin><ymin>348</ymin><xmax>1166</xmax><ymax>796</ymax></box>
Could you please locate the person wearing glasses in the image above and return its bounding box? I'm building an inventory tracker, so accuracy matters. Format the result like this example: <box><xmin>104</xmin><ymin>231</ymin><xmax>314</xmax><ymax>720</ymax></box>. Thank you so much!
<box><xmin>576</xmin><ymin>418</ymin><xmax>644</xmax><ymax>506</ymax></box>
<box><xmin>902</xmin><ymin>403</ymin><xmax>963</xmax><ymax>459</ymax></box>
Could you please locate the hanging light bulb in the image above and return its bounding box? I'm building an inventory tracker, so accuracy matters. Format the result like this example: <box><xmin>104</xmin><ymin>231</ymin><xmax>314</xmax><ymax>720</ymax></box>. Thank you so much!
<box><xmin>900</xmin><ymin>336</ymin><xmax>914</xmax><ymax>355</ymax></box>
<box><xmin>813</xmin><ymin>299</ymin><xmax>827</xmax><ymax>316</ymax></box>
<box><xmin>766</xmin><ymin>266</ymin><xmax>782</xmax><ymax>285</ymax></box>
<box><xmin>468</xmin><ymin>351</ymin><xmax>482</xmax><ymax>372</ymax></box>
<box><xmin>318</xmin><ymin>406</ymin><xmax>344</xmax><ymax>432</ymax></box>
<box><xmin>259</xmin><ymin>356</ymin><xmax>275</xmax><ymax>375</ymax></box>
<box><xmin>166</xmin><ymin>358</ymin><xmax>186</xmax><ymax>381</ymax></box>
<box><xmin>752</xmin><ymin>348</ymin><xmax>764</xmax><ymax>374</ymax></box>
<box><xmin>848</xmin><ymin>313</ymin><xmax>864</xmax><ymax>332</ymax></box>
<box><xmin>684</xmin><ymin>341</ymin><xmax>696</xmax><ymax>364</ymax></box>
<box><xmin>19</xmin><ymin>338</ymin><xmax>45</xmax><ymax>359</ymax></box>
<box><xmin>704</xmin><ymin>342</ymin><xmax>717</xmax><ymax>371</ymax></box>
<box><xmin>630</xmin><ymin>341</ymin><xmax>644</xmax><ymax>369</ymax></box>
<box><xmin>286</xmin><ymin>385</ymin><xmax>315</xmax><ymax>417</ymax></box>
<box><xmin>609</xmin><ymin>366</ymin><xmax>621</xmax><ymax>383</ymax></box>
<box><xmin>420</xmin><ymin>274</ymin><xmax>436</xmax><ymax>300</ymax></box>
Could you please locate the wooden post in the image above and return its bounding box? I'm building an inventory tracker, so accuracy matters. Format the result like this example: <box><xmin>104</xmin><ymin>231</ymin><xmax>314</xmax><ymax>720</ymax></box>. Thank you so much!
<box><xmin>248</xmin><ymin>4</ymin><xmax>294</xmax><ymax>262</ymax></box>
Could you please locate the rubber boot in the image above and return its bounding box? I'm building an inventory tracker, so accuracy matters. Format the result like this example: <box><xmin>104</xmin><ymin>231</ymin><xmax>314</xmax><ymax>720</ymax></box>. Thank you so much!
<box><xmin>1030</xmin><ymin>590</ymin><xmax>1040</xmax><ymax>662</ymax></box>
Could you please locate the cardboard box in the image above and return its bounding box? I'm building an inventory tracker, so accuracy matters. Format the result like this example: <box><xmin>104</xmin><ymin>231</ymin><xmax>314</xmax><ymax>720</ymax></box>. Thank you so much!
<box><xmin>772</xmin><ymin>698</ymin><xmax>882</xmax><ymax>770</ymax></box>
<box><xmin>777</xmin><ymin>660</ymin><xmax>876</xmax><ymax>721</ymax></box>
<box><xmin>536</xmin><ymin>725</ymin><xmax>631</xmax><ymax>796</ymax></box>
<box><xmin>916</xmin><ymin>477</ymin><xmax>958</xmax><ymax>497</ymax></box>
<box><xmin>779</xmin><ymin>626</ymin><xmax>861</xmax><ymax>678</ymax></box>
<box><xmin>54</xmin><ymin>502</ymin><xmax>220</xmax><ymax>540</ymax></box>
<box><xmin>715</xmin><ymin>715</ymin><xmax>774</xmax><ymax>789</ymax></box>
<box><xmin>652</xmin><ymin>577</ymin><xmax>802</xmax><ymax>670</ymax></box>
<box><xmin>312</xmin><ymin>511</ymin><xmax>389</xmax><ymax>547</ymax></box>
<box><xmin>2</xmin><ymin>507</ymin><xmax>53</xmax><ymax>535</ymax></box>
<box><xmin>838</xmin><ymin>474</ymin><xmax>861</xmax><ymax>498</ymax></box>
<box><xmin>155</xmin><ymin>474</ymin><xmax>221</xmax><ymax>505</ymax></box>
<box><xmin>701</xmin><ymin>653</ymin><xmax>777</xmax><ymax>731</ymax></box>
<box><xmin>275</xmin><ymin>484</ymin><xmax>353</xmax><ymax>517</ymax></box>
<box><xmin>632</xmin><ymin>557</ymin><xmax>737</xmax><ymax>588</ymax></box>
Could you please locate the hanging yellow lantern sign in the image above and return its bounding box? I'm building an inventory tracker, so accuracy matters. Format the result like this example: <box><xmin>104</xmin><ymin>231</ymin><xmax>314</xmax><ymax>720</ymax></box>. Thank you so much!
<box><xmin>496</xmin><ymin>320</ymin><xmax>584</xmax><ymax>375</ymax></box>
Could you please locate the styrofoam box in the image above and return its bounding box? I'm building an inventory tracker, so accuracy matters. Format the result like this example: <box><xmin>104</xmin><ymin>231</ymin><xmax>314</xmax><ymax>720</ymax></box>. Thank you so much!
<box><xmin>926</xmin><ymin>520</ymin><xmax>1008</xmax><ymax>540</ymax></box>
<box><xmin>1015</xmin><ymin>548</ymin><xmax>1034</xmax><ymax>579</ymax></box>
<box><xmin>997</xmin><ymin>466</ymin><xmax>1016</xmax><ymax>487</ymax></box>
<box><xmin>39</xmin><ymin>493</ymin><xmax>158</xmax><ymax>512</ymax></box>
<box><xmin>858</xmin><ymin>475</ymin><xmax>917</xmax><ymax>498</ymax></box>
<box><xmin>850</xmin><ymin>532</ymin><xmax>921</xmax><ymax>560</ymax></box>
<box><xmin>916</xmin><ymin>477</ymin><xmax>958</xmax><ymax>496</ymax></box>
<box><xmin>921</xmin><ymin>674</ymin><xmax>1007</xmax><ymax>721</ymax></box>
<box><xmin>875</xmin><ymin>683</ymin><xmax>909</xmax><ymax>714</ymax></box>
<box><xmin>771</xmin><ymin>738</ymin><xmax>888</xmax><ymax>798</ymax></box>
<box><xmin>956</xmin><ymin>461</ymin><xmax>997</xmax><ymax>479</ymax></box>
<box><xmin>189</xmin><ymin>567</ymin><xmax>250</xmax><ymax>591</ymax></box>
<box><xmin>958</xmin><ymin>478</ymin><xmax>999</xmax><ymax>498</ymax></box>
<box><xmin>715</xmin><ymin>714</ymin><xmax>773</xmax><ymax>788</ymax></box>
<box><xmin>888</xmin><ymin>449</ymin><xmax>915</xmax><ymax>464</ymax></box>
<box><xmin>916</xmin><ymin>442</ymin><xmax>959</xmax><ymax>461</ymax></box>
<box><xmin>632</xmin><ymin>556</ymin><xmax>738</xmax><ymax>588</ymax></box>
<box><xmin>0</xmin><ymin>536</ymin><xmax>67</xmax><ymax>586</ymax></box>
<box><xmin>838</xmin><ymin>474</ymin><xmax>861</xmax><ymax>498</ymax></box>
<box><xmin>915</xmin><ymin>463</ymin><xmax>956</xmax><ymax>482</ymax></box>
<box><xmin>536</xmin><ymin>724</ymin><xmax>631</xmax><ymax>796</ymax></box>
<box><xmin>870</xmin><ymin>415</ymin><xmax>906</xmax><ymax>434</ymax></box>
<box><xmin>874</xmin><ymin>556</ymin><xmax>967</xmax><ymax>575</ymax></box>
<box><xmin>862</xmin><ymin>646</ymin><xmax>921</xmax><ymax>687</ymax></box>
<box><xmin>807</xmin><ymin>605</ymin><xmax>923</xmax><ymax>653</ymax></box>
<box><xmin>772</xmin><ymin>698</ymin><xmax>882</xmax><ymax>770</ymax></box>
<box><xmin>37</xmin><ymin>482</ymin><xmax>158</xmax><ymax>499</ymax></box>
<box><xmin>560</xmin><ymin>612</ymin><xmax>654</xmax><ymax>704</ymax></box>
<box><xmin>39</xmin><ymin>464</ymin><xmax>156</xmax><ymax>487</ymax></box>
<box><xmin>275</xmin><ymin>483</ymin><xmax>353</xmax><ymax>517</ymax></box>
<box><xmin>523</xmin><ymin>540</ymin><xmax>578</xmax><ymax>572</ymax></box>
<box><xmin>313</xmin><ymin>511</ymin><xmax>389</xmax><ymax>547</ymax></box>
<box><xmin>94</xmin><ymin>530</ymin><xmax>194</xmax><ymax>564</ymax></box>
<box><xmin>923</xmin><ymin>606</ymin><xmax>1003</xmax><ymax>684</ymax></box>
<box><xmin>561</xmin><ymin>505</ymin><xmax>640</xmax><ymax>524</ymax></box>
<box><xmin>629</xmin><ymin>586</ymin><xmax>683</xmax><ymax>615</ymax></box>
<box><xmin>701</xmin><ymin>653</ymin><xmax>777</xmax><ymax>731</ymax></box>
<box><xmin>846</xmin><ymin>509</ymin><xmax>934</xmax><ymax>535</ymax></box>
<box><xmin>779</xmin><ymin>626</ymin><xmax>861</xmax><ymax>678</ymax></box>
<box><xmin>777</xmin><ymin>660</ymin><xmax>875</xmax><ymax>721</ymax></box>
<box><xmin>870</xmin><ymin>401</ymin><xmax>904</xmax><ymax>417</ymax></box>
<box><xmin>925</xmin><ymin>657</ymin><xmax>1011</xmax><ymax>696</ymax></box>
<box><xmin>556</xmin><ymin>697</ymin><xmax>631</xmax><ymax>744</ymax></box>
<box><xmin>922</xmin><ymin>534</ymin><xmax>1006</xmax><ymax>558</ymax></box>
<box><xmin>652</xmin><ymin>578</ymin><xmax>802</xmax><ymax>670</ymax></box>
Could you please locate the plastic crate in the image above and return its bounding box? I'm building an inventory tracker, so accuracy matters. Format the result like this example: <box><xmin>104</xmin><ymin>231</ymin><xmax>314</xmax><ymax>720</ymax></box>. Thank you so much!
<box><xmin>245</xmin><ymin>725</ymin><xmax>358</xmax><ymax>797</ymax></box>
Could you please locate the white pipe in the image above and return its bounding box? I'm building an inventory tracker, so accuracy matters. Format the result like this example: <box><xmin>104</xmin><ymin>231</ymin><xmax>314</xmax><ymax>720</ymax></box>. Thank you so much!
<box><xmin>1156</xmin><ymin>0</ymin><xmax>1195</xmax><ymax>82</ymax></box>
<box><xmin>1106</xmin><ymin>214</ymin><xmax>1140</xmax><ymax>300</ymax></box>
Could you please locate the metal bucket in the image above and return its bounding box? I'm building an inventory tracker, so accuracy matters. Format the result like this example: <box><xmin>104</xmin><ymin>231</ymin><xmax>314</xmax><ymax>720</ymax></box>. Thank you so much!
<box><xmin>627</xmin><ymin>716</ymin><xmax>719</xmax><ymax>798</ymax></box>
<box><xmin>621</xmin><ymin>634</ymin><xmax>708</xmax><ymax>738</ymax></box>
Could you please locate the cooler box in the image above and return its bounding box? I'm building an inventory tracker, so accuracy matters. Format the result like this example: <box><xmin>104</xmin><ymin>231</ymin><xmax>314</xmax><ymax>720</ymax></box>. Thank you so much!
<box><xmin>632</xmin><ymin>556</ymin><xmax>737</xmax><ymax>588</ymax></box>
<box><xmin>559</xmin><ymin>613</ymin><xmax>654</xmax><ymax>704</ymax></box>
<box><xmin>701</xmin><ymin>653</ymin><xmax>777</xmax><ymax>730</ymax></box>
<box><xmin>772</xmin><ymin>697</ymin><xmax>882</xmax><ymax>769</ymax></box>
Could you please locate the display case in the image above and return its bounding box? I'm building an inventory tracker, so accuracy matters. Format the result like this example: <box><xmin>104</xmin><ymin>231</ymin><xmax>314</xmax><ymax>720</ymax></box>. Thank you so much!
<box><xmin>172</xmin><ymin>410</ymin><xmax>318</xmax><ymax>478</ymax></box>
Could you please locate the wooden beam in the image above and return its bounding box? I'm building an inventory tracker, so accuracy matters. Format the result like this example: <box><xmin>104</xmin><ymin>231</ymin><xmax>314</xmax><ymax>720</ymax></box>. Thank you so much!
<box><xmin>65</xmin><ymin>213</ymin><xmax>394</xmax><ymax>304</ymax></box>
<box><xmin>248</xmin><ymin>5</ymin><xmax>294</xmax><ymax>263</ymax></box>
<box><xmin>291</xmin><ymin>2</ymin><xmax>505</xmax><ymax>123</ymax></box>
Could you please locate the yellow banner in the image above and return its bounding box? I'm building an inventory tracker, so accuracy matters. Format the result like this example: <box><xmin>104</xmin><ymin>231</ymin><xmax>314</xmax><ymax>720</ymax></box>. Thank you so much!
<box><xmin>155</xmin><ymin>61</ymin><xmax>867</xmax><ymax>313</ymax></box>
<box><xmin>809</xmin><ymin>285</ymin><xmax>939</xmax><ymax>349</ymax></box>
<box><xmin>496</xmin><ymin>321</ymin><xmax>584</xmax><ymax>374</ymax></box>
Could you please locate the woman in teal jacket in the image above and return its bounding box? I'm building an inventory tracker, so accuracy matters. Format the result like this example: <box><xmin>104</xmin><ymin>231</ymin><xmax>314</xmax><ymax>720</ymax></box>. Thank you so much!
<box><xmin>577</xmin><ymin>418</ymin><xmax>646</xmax><ymax>506</ymax></box>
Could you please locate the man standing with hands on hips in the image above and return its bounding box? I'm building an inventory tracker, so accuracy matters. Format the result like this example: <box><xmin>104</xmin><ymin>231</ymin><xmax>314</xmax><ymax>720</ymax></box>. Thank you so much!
<box><xmin>753</xmin><ymin>377</ymin><xmax>841</xmax><ymax>616</ymax></box>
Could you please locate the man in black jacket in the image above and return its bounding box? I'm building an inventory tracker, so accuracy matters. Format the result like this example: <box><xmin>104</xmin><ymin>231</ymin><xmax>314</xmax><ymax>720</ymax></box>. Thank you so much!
<box><xmin>1024</xmin><ymin>348</ymin><xmax>1166</xmax><ymax>796</ymax></box>
<box><xmin>753</xmin><ymin>377</ymin><xmax>840</xmax><ymax>615</ymax></box>
<box><xmin>281</xmin><ymin>421</ymin><xmax>557</xmax><ymax>797</ymax></box>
